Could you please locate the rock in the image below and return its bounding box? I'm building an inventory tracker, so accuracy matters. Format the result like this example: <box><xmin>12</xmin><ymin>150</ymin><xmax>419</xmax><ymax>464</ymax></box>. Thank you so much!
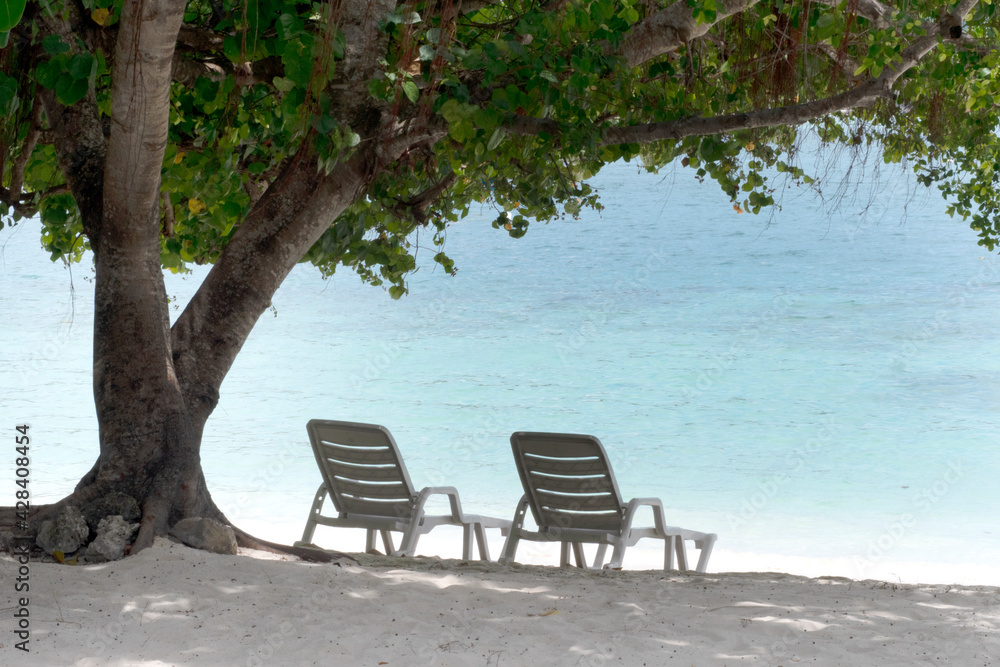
<box><xmin>81</xmin><ymin>492</ymin><xmax>141</xmax><ymax>533</ymax></box>
<box><xmin>36</xmin><ymin>506</ymin><xmax>89</xmax><ymax>556</ymax></box>
<box><xmin>85</xmin><ymin>515</ymin><xmax>140</xmax><ymax>562</ymax></box>
<box><xmin>169</xmin><ymin>517</ymin><xmax>238</xmax><ymax>555</ymax></box>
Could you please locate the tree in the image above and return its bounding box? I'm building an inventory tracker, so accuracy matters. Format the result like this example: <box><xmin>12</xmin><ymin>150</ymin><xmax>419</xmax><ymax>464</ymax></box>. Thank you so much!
<box><xmin>2</xmin><ymin>0</ymin><xmax>999</xmax><ymax>555</ymax></box>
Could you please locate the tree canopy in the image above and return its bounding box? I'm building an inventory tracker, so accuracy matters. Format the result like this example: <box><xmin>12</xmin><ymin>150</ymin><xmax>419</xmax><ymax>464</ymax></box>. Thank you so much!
<box><xmin>3</xmin><ymin>0</ymin><xmax>1000</xmax><ymax>554</ymax></box>
<box><xmin>4</xmin><ymin>0</ymin><xmax>1000</xmax><ymax>288</ymax></box>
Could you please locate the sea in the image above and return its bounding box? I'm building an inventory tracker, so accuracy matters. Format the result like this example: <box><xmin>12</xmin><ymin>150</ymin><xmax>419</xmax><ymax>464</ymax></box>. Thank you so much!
<box><xmin>4</xmin><ymin>151</ymin><xmax>1000</xmax><ymax>585</ymax></box>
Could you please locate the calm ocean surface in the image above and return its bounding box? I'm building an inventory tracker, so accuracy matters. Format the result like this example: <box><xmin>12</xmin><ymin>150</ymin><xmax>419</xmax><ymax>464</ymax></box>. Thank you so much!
<box><xmin>3</xmin><ymin>156</ymin><xmax>1000</xmax><ymax>584</ymax></box>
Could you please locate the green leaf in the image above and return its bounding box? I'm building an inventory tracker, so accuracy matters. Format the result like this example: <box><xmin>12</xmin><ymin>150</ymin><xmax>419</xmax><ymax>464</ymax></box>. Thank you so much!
<box><xmin>35</xmin><ymin>59</ymin><xmax>62</xmax><ymax>90</ymax></box>
<box><xmin>402</xmin><ymin>80</ymin><xmax>419</xmax><ymax>103</ymax></box>
<box><xmin>276</xmin><ymin>13</ymin><xmax>304</xmax><ymax>40</ymax></box>
<box><xmin>0</xmin><ymin>72</ymin><xmax>17</xmax><ymax>113</ymax></box>
<box><xmin>0</xmin><ymin>0</ymin><xmax>27</xmax><ymax>32</ymax></box>
<box><xmin>42</xmin><ymin>35</ymin><xmax>70</xmax><ymax>54</ymax></box>
<box><xmin>223</xmin><ymin>35</ymin><xmax>243</xmax><ymax>64</ymax></box>
<box><xmin>472</xmin><ymin>107</ymin><xmax>501</xmax><ymax>130</ymax></box>
<box><xmin>56</xmin><ymin>74</ymin><xmax>89</xmax><ymax>105</ymax></box>
<box><xmin>450</xmin><ymin>118</ymin><xmax>475</xmax><ymax>142</ymax></box>
<box><xmin>439</xmin><ymin>99</ymin><xmax>467</xmax><ymax>123</ymax></box>
<box><xmin>66</xmin><ymin>53</ymin><xmax>97</xmax><ymax>81</ymax></box>
<box><xmin>272</xmin><ymin>76</ymin><xmax>295</xmax><ymax>92</ymax></box>
<box><xmin>282</xmin><ymin>37</ymin><xmax>314</xmax><ymax>87</ymax></box>
<box><xmin>486</xmin><ymin>127</ymin><xmax>505</xmax><ymax>151</ymax></box>
<box><xmin>433</xmin><ymin>252</ymin><xmax>455</xmax><ymax>273</ymax></box>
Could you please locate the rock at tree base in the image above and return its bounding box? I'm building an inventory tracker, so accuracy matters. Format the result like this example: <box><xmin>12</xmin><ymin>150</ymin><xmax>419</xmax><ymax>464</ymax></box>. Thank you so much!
<box><xmin>169</xmin><ymin>517</ymin><xmax>238</xmax><ymax>555</ymax></box>
<box><xmin>85</xmin><ymin>515</ymin><xmax>140</xmax><ymax>562</ymax></box>
<box><xmin>36</xmin><ymin>506</ymin><xmax>89</xmax><ymax>556</ymax></box>
<box><xmin>81</xmin><ymin>492</ymin><xmax>141</xmax><ymax>534</ymax></box>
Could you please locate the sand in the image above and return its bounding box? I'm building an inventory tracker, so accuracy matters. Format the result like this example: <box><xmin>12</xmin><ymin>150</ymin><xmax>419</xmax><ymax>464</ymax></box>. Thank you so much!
<box><xmin>2</xmin><ymin>537</ymin><xmax>999</xmax><ymax>666</ymax></box>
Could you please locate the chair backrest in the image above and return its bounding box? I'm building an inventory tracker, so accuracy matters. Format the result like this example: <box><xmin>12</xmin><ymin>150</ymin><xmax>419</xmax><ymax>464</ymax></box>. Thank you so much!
<box><xmin>510</xmin><ymin>432</ymin><xmax>626</xmax><ymax>534</ymax></box>
<box><xmin>306</xmin><ymin>419</ymin><xmax>418</xmax><ymax>519</ymax></box>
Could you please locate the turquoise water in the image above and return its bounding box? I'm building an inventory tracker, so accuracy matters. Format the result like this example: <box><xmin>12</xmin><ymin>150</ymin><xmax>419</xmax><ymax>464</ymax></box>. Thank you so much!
<box><xmin>4</xmin><ymin>157</ymin><xmax>1000</xmax><ymax>583</ymax></box>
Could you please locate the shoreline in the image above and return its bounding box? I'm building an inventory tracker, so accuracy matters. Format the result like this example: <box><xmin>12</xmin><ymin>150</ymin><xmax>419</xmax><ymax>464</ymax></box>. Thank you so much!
<box><xmin>236</xmin><ymin>517</ymin><xmax>1000</xmax><ymax>589</ymax></box>
<box><xmin>3</xmin><ymin>538</ymin><xmax>998</xmax><ymax>666</ymax></box>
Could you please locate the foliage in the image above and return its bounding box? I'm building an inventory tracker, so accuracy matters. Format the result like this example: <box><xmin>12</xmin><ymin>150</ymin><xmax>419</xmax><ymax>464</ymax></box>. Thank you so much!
<box><xmin>3</xmin><ymin>0</ymin><xmax>1000</xmax><ymax>296</ymax></box>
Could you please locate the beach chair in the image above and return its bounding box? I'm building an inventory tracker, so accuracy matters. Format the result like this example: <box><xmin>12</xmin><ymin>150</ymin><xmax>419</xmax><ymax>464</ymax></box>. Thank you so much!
<box><xmin>295</xmin><ymin>419</ymin><xmax>510</xmax><ymax>560</ymax></box>
<box><xmin>499</xmin><ymin>431</ymin><xmax>717</xmax><ymax>572</ymax></box>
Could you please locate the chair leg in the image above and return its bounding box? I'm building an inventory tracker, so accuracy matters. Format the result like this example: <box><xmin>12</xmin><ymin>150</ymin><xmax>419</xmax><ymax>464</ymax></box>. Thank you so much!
<box><xmin>299</xmin><ymin>517</ymin><xmax>318</xmax><ymax>546</ymax></box>
<box><xmin>365</xmin><ymin>529</ymin><xmax>377</xmax><ymax>554</ymax></box>
<box><xmin>674</xmin><ymin>535</ymin><xmax>689</xmax><ymax>571</ymax></box>
<box><xmin>473</xmin><ymin>523</ymin><xmax>491</xmax><ymax>562</ymax></box>
<box><xmin>462</xmin><ymin>524</ymin><xmax>474</xmax><ymax>561</ymax></box>
<box><xmin>664</xmin><ymin>536</ymin><xmax>675</xmax><ymax>571</ymax></box>
<box><xmin>499</xmin><ymin>528</ymin><xmax>520</xmax><ymax>565</ymax></box>
<box><xmin>499</xmin><ymin>497</ymin><xmax>529</xmax><ymax>565</ymax></box>
<box><xmin>381</xmin><ymin>530</ymin><xmax>397</xmax><ymax>556</ymax></box>
<box><xmin>694</xmin><ymin>534</ymin><xmax>717</xmax><ymax>573</ymax></box>
<box><xmin>559</xmin><ymin>541</ymin><xmax>571</xmax><ymax>567</ymax></box>
<box><xmin>572</xmin><ymin>542</ymin><xmax>586</xmax><ymax>568</ymax></box>
<box><xmin>593</xmin><ymin>544</ymin><xmax>609</xmax><ymax>569</ymax></box>
<box><xmin>298</xmin><ymin>484</ymin><xmax>328</xmax><ymax>545</ymax></box>
<box><xmin>608</xmin><ymin>542</ymin><xmax>627</xmax><ymax>569</ymax></box>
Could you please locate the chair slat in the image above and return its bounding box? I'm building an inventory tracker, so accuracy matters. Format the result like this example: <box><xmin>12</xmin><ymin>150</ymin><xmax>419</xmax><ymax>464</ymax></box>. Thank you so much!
<box><xmin>338</xmin><ymin>495</ymin><xmax>414</xmax><ymax>519</ymax></box>
<box><xmin>522</xmin><ymin>455</ymin><xmax>609</xmax><ymax>476</ymax></box>
<box><xmin>518</xmin><ymin>438</ymin><xmax>606</xmax><ymax>460</ymax></box>
<box><xmin>311</xmin><ymin>425</ymin><xmax>395</xmax><ymax>449</ymax></box>
<box><xmin>333</xmin><ymin>477</ymin><xmax>413</xmax><ymax>501</ymax></box>
<box><xmin>535</xmin><ymin>489</ymin><xmax>621</xmax><ymax>513</ymax></box>
<box><xmin>323</xmin><ymin>459</ymin><xmax>407</xmax><ymax>482</ymax></box>
<box><xmin>528</xmin><ymin>472</ymin><xmax>614</xmax><ymax>494</ymax></box>
<box><xmin>537</xmin><ymin>508</ymin><xmax>623</xmax><ymax>532</ymax></box>
<box><xmin>318</xmin><ymin>440</ymin><xmax>398</xmax><ymax>465</ymax></box>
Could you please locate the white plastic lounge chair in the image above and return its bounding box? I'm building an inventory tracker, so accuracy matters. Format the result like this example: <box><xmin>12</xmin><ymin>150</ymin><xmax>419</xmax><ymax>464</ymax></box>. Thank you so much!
<box><xmin>499</xmin><ymin>431</ymin><xmax>717</xmax><ymax>572</ymax></box>
<box><xmin>295</xmin><ymin>419</ymin><xmax>510</xmax><ymax>560</ymax></box>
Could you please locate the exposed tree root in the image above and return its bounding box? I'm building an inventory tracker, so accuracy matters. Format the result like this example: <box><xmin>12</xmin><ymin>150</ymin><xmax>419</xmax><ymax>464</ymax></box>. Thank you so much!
<box><xmin>231</xmin><ymin>525</ymin><xmax>356</xmax><ymax>564</ymax></box>
<box><xmin>1</xmin><ymin>503</ymin><xmax>354</xmax><ymax>565</ymax></box>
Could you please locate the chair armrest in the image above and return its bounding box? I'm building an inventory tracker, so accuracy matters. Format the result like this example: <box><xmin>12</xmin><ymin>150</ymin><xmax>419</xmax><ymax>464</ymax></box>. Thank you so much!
<box><xmin>414</xmin><ymin>487</ymin><xmax>512</xmax><ymax>533</ymax></box>
<box><xmin>415</xmin><ymin>486</ymin><xmax>468</xmax><ymax>523</ymax></box>
<box><xmin>622</xmin><ymin>497</ymin><xmax>669</xmax><ymax>535</ymax></box>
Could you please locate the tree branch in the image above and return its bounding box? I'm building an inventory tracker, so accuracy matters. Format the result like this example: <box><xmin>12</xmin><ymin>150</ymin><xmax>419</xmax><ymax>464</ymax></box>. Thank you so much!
<box><xmin>811</xmin><ymin>0</ymin><xmax>894</xmax><ymax>29</ymax></box>
<box><xmin>177</xmin><ymin>24</ymin><xmax>225</xmax><ymax>52</ymax></box>
<box><xmin>614</xmin><ymin>0</ymin><xmax>761</xmax><ymax>69</ymax></box>
<box><xmin>171</xmin><ymin>53</ymin><xmax>283</xmax><ymax>87</ymax></box>
<box><xmin>391</xmin><ymin>169</ymin><xmax>458</xmax><ymax>224</ymax></box>
<box><xmin>812</xmin><ymin>42</ymin><xmax>863</xmax><ymax>85</ymax></box>
<box><xmin>170</xmin><ymin>119</ymin><xmax>446</xmax><ymax>425</ymax></box>
<box><xmin>508</xmin><ymin>0</ymin><xmax>978</xmax><ymax>147</ymax></box>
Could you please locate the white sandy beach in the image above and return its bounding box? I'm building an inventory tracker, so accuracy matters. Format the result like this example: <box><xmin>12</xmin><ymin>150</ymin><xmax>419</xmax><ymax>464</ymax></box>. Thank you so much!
<box><xmin>3</xmin><ymin>537</ymin><xmax>998</xmax><ymax>666</ymax></box>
